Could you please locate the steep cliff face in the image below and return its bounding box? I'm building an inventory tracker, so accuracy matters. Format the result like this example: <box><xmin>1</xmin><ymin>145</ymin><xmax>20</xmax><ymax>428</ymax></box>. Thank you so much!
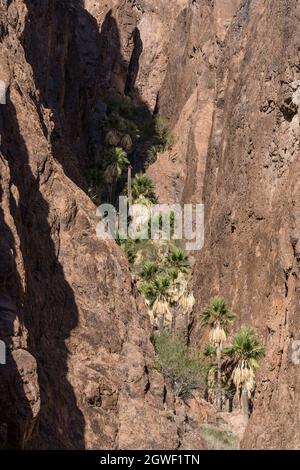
<box><xmin>85</xmin><ymin>0</ymin><xmax>240</xmax><ymax>205</ymax></box>
<box><xmin>1</xmin><ymin>0</ymin><xmax>299</xmax><ymax>451</ymax></box>
<box><xmin>0</xmin><ymin>0</ymin><xmax>212</xmax><ymax>450</ymax></box>
<box><xmin>193</xmin><ymin>0</ymin><xmax>300</xmax><ymax>450</ymax></box>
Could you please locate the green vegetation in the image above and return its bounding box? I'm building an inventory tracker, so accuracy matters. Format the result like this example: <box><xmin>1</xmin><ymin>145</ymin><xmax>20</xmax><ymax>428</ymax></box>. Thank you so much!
<box><xmin>84</xmin><ymin>89</ymin><xmax>265</xmax><ymax>431</ymax></box>
<box><xmin>140</xmin><ymin>260</ymin><xmax>159</xmax><ymax>281</ymax></box>
<box><xmin>201</xmin><ymin>297</ymin><xmax>235</xmax><ymax>412</ymax></box>
<box><xmin>167</xmin><ymin>247</ymin><xmax>190</xmax><ymax>273</ymax></box>
<box><xmin>224</xmin><ymin>327</ymin><xmax>265</xmax><ymax>420</ymax></box>
<box><xmin>154</xmin><ymin>332</ymin><xmax>205</xmax><ymax>400</ymax></box>
<box><xmin>201</xmin><ymin>298</ymin><xmax>265</xmax><ymax>418</ymax></box>
<box><xmin>131</xmin><ymin>174</ymin><xmax>157</xmax><ymax>204</ymax></box>
<box><xmin>200</xmin><ymin>423</ymin><xmax>239</xmax><ymax>450</ymax></box>
<box><xmin>145</xmin><ymin>116</ymin><xmax>174</xmax><ymax>168</ymax></box>
<box><xmin>117</xmin><ymin>237</ymin><xmax>139</xmax><ymax>265</ymax></box>
<box><xmin>141</xmin><ymin>273</ymin><xmax>171</xmax><ymax>306</ymax></box>
<box><xmin>85</xmin><ymin>96</ymin><xmax>174</xmax><ymax>203</ymax></box>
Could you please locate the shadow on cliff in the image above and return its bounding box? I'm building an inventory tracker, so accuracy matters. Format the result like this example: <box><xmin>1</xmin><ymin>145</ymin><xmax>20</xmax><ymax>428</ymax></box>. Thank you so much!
<box><xmin>0</xmin><ymin>90</ymin><xmax>85</xmax><ymax>449</ymax></box>
<box><xmin>0</xmin><ymin>166</ymin><xmax>37</xmax><ymax>449</ymax></box>
<box><xmin>98</xmin><ymin>10</ymin><xmax>162</xmax><ymax>176</ymax></box>
<box><xmin>0</xmin><ymin>0</ymin><xmax>161</xmax><ymax>450</ymax></box>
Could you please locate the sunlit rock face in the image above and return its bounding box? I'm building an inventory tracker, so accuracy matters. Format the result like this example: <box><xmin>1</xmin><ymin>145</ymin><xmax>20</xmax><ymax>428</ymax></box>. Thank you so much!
<box><xmin>192</xmin><ymin>0</ymin><xmax>300</xmax><ymax>450</ymax></box>
<box><xmin>0</xmin><ymin>0</ymin><xmax>215</xmax><ymax>450</ymax></box>
<box><xmin>1</xmin><ymin>0</ymin><xmax>298</xmax><ymax>450</ymax></box>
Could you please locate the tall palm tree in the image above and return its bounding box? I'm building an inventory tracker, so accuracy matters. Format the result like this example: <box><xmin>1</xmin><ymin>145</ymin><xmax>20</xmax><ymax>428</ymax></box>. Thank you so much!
<box><xmin>141</xmin><ymin>273</ymin><xmax>172</xmax><ymax>329</ymax></box>
<box><xmin>201</xmin><ymin>297</ymin><xmax>235</xmax><ymax>412</ymax></box>
<box><xmin>224</xmin><ymin>327</ymin><xmax>265</xmax><ymax>421</ymax></box>
<box><xmin>167</xmin><ymin>273</ymin><xmax>189</xmax><ymax>337</ymax></box>
<box><xmin>150</xmin><ymin>274</ymin><xmax>172</xmax><ymax>330</ymax></box>
<box><xmin>104</xmin><ymin>147</ymin><xmax>129</xmax><ymax>201</ymax></box>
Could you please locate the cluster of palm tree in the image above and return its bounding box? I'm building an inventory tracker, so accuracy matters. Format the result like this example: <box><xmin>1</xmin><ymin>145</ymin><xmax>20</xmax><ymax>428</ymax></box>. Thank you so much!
<box><xmin>201</xmin><ymin>297</ymin><xmax>265</xmax><ymax>420</ymax></box>
<box><xmin>140</xmin><ymin>248</ymin><xmax>194</xmax><ymax>336</ymax></box>
<box><xmin>116</xmin><ymin>164</ymin><xmax>195</xmax><ymax>339</ymax></box>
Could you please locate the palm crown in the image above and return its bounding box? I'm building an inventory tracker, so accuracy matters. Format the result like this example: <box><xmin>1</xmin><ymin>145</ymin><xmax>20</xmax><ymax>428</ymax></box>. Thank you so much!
<box><xmin>224</xmin><ymin>326</ymin><xmax>265</xmax><ymax>367</ymax></box>
<box><xmin>224</xmin><ymin>327</ymin><xmax>265</xmax><ymax>400</ymax></box>
<box><xmin>167</xmin><ymin>248</ymin><xmax>190</xmax><ymax>273</ymax></box>
<box><xmin>131</xmin><ymin>174</ymin><xmax>157</xmax><ymax>204</ymax></box>
<box><xmin>201</xmin><ymin>296</ymin><xmax>236</xmax><ymax>331</ymax></box>
<box><xmin>140</xmin><ymin>260</ymin><xmax>159</xmax><ymax>281</ymax></box>
<box><xmin>104</xmin><ymin>147</ymin><xmax>129</xmax><ymax>183</ymax></box>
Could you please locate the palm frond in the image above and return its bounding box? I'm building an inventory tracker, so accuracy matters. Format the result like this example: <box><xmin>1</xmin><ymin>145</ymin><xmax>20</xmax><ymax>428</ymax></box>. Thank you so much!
<box><xmin>167</xmin><ymin>248</ymin><xmax>190</xmax><ymax>272</ymax></box>
<box><xmin>200</xmin><ymin>296</ymin><xmax>236</xmax><ymax>330</ymax></box>
<box><xmin>140</xmin><ymin>260</ymin><xmax>159</xmax><ymax>281</ymax></box>
<box><xmin>131</xmin><ymin>174</ymin><xmax>157</xmax><ymax>204</ymax></box>
<box><xmin>225</xmin><ymin>327</ymin><xmax>265</xmax><ymax>362</ymax></box>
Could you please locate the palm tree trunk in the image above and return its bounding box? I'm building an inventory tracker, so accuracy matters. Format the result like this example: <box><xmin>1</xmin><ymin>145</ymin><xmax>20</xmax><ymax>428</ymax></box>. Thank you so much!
<box><xmin>216</xmin><ymin>344</ymin><xmax>222</xmax><ymax>412</ymax></box>
<box><xmin>241</xmin><ymin>383</ymin><xmax>250</xmax><ymax>423</ymax></box>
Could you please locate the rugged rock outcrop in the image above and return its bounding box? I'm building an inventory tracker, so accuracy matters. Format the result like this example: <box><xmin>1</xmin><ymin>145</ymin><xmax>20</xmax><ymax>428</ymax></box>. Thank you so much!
<box><xmin>193</xmin><ymin>0</ymin><xmax>300</xmax><ymax>450</ymax></box>
<box><xmin>1</xmin><ymin>0</ymin><xmax>299</xmax><ymax>451</ymax></box>
<box><xmin>85</xmin><ymin>0</ymin><xmax>240</xmax><ymax>204</ymax></box>
<box><xmin>0</xmin><ymin>0</ymin><xmax>209</xmax><ymax>450</ymax></box>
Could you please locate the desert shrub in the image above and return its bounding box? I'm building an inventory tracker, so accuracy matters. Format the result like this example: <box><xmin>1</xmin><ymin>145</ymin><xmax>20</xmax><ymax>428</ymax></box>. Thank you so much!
<box><xmin>154</xmin><ymin>332</ymin><xmax>205</xmax><ymax>400</ymax></box>
<box><xmin>200</xmin><ymin>424</ymin><xmax>238</xmax><ymax>450</ymax></box>
<box><xmin>144</xmin><ymin>116</ymin><xmax>174</xmax><ymax>168</ymax></box>
<box><xmin>145</xmin><ymin>145</ymin><xmax>160</xmax><ymax>167</ymax></box>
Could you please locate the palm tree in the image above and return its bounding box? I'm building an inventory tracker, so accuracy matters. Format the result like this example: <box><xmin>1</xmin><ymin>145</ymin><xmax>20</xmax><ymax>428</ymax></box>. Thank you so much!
<box><xmin>152</xmin><ymin>295</ymin><xmax>172</xmax><ymax>331</ymax></box>
<box><xmin>141</xmin><ymin>274</ymin><xmax>171</xmax><ymax>329</ymax></box>
<box><xmin>141</xmin><ymin>273</ymin><xmax>171</xmax><ymax>305</ymax></box>
<box><xmin>178</xmin><ymin>291</ymin><xmax>195</xmax><ymax>343</ymax></box>
<box><xmin>201</xmin><ymin>297</ymin><xmax>235</xmax><ymax>412</ymax></box>
<box><xmin>224</xmin><ymin>327</ymin><xmax>265</xmax><ymax>421</ymax></box>
<box><xmin>140</xmin><ymin>260</ymin><xmax>159</xmax><ymax>281</ymax></box>
<box><xmin>104</xmin><ymin>147</ymin><xmax>129</xmax><ymax>201</ymax></box>
<box><xmin>131</xmin><ymin>174</ymin><xmax>157</xmax><ymax>204</ymax></box>
<box><xmin>167</xmin><ymin>273</ymin><xmax>188</xmax><ymax>336</ymax></box>
<box><xmin>167</xmin><ymin>248</ymin><xmax>190</xmax><ymax>273</ymax></box>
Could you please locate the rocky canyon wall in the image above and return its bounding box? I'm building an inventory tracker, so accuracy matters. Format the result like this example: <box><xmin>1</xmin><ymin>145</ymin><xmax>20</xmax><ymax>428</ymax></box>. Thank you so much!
<box><xmin>1</xmin><ymin>0</ymin><xmax>299</xmax><ymax>451</ymax></box>
<box><xmin>193</xmin><ymin>0</ymin><xmax>300</xmax><ymax>450</ymax></box>
<box><xmin>0</xmin><ymin>0</ymin><xmax>211</xmax><ymax>450</ymax></box>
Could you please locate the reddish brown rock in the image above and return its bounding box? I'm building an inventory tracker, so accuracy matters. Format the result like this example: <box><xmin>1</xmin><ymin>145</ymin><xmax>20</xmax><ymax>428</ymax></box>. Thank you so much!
<box><xmin>0</xmin><ymin>0</ymin><xmax>209</xmax><ymax>450</ymax></box>
<box><xmin>192</xmin><ymin>0</ymin><xmax>300</xmax><ymax>450</ymax></box>
<box><xmin>1</xmin><ymin>0</ymin><xmax>298</xmax><ymax>451</ymax></box>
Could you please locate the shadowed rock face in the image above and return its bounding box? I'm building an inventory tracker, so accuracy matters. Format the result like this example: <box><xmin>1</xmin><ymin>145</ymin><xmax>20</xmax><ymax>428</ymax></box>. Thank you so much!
<box><xmin>0</xmin><ymin>0</ymin><xmax>298</xmax><ymax>450</ymax></box>
<box><xmin>192</xmin><ymin>0</ymin><xmax>300</xmax><ymax>450</ymax></box>
<box><xmin>0</xmin><ymin>0</ymin><xmax>212</xmax><ymax>450</ymax></box>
